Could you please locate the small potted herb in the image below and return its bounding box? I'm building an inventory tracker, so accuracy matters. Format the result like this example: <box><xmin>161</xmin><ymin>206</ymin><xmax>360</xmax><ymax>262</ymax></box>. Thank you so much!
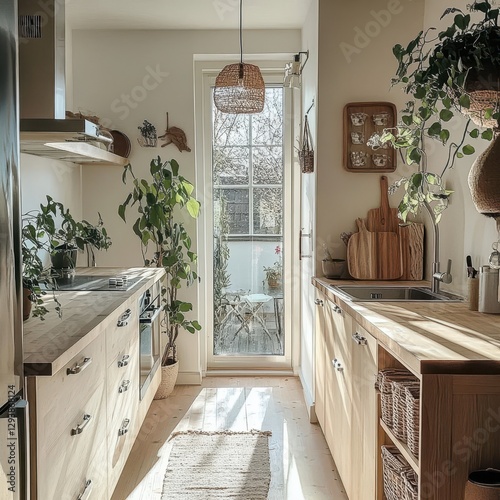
<box><xmin>137</xmin><ymin>120</ymin><xmax>157</xmax><ymax>147</ymax></box>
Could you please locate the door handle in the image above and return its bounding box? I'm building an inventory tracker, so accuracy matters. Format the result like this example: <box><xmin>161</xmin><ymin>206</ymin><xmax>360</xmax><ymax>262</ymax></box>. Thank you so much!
<box><xmin>71</xmin><ymin>414</ymin><xmax>92</xmax><ymax>436</ymax></box>
<box><xmin>299</xmin><ymin>229</ymin><xmax>312</xmax><ymax>260</ymax></box>
<box><xmin>77</xmin><ymin>479</ymin><xmax>93</xmax><ymax>500</ymax></box>
<box><xmin>314</xmin><ymin>298</ymin><xmax>323</xmax><ymax>306</ymax></box>
<box><xmin>117</xmin><ymin>308</ymin><xmax>132</xmax><ymax>327</ymax></box>
<box><xmin>352</xmin><ymin>332</ymin><xmax>367</xmax><ymax>346</ymax></box>
<box><xmin>67</xmin><ymin>357</ymin><xmax>92</xmax><ymax>375</ymax></box>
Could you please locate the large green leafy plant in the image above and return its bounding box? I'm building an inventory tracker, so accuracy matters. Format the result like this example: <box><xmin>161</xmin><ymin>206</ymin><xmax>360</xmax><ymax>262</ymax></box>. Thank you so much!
<box><xmin>369</xmin><ymin>0</ymin><xmax>499</xmax><ymax>222</ymax></box>
<box><xmin>22</xmin><ymin>196</ymin><xmax>112</xmax><ymax>319</ymax></box>
<box><xmin>119</xmin><ymin>157</ymin><xmax>201</xmax><ymax>365</ymax></box>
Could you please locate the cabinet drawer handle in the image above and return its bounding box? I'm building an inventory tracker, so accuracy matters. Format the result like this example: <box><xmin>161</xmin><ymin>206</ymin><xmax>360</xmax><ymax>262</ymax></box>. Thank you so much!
<box><xmin>119</xmin><ymin>380</ymin><xmax>131</xmax><ymax>393</ymax></box>
<box><xmin>118</xmin><ymin>418</ymin><xmax>130</xmax><ymax>436</ymax></box>
<box><xmin>332</xmin><ymin>358</ymin><xmax>343</xmax><ymax>372</ymax></box>
<box><xmin>315</xmin><ymin>299</ymin><xmax>323</xmax><ymax>306</ymax></box>
<box><xmin>333</xmin><ymin>304</ymin><xmax>342</xmax><ymax>314</ymax></box>
<box><xmin>71</xmin><ymin>414</ymin><xmax>92</xmax><ymax>436</ymax></box>
<box><xmin>117</xmin><ymin>354</ymin><xmax>130</xmax><ymax>368</ymax></box>
<box><xmin>77</xmin><ymin>479</ymin><xmax>93</xmax><ymax>500</ymax></box>
<box><xmin>67</xmin><ymin>357</ymin><xmax>92</xmax><ymax>375</ymax></box>
<box><xmin>352</xmin><ymin>332</ymin><xmax>367</xmax><ymax>346</ymax></box>
<box><xmin>117</xmin><ymin>309</ymin><xmax>132</xmax><ymax>327</ymax></box>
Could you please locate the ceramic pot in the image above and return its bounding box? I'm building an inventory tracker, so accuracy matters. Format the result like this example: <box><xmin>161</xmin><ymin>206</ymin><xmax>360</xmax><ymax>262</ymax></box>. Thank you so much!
<box><xmin>465</xmin><ymin>469</ymin><xmax>500</xmax><ymax>500</ymax></box>
<box><xmin>468</xmin><ymin>134</ymin><xmax>500</xmax><ymax>219</ymax></box>
<box><xmin>267</xmin><ymin>277</ymin><xmax>281</xmax><ymax>289</ymax></box>
<box><xmin>154</xmin><ymin>361</ymin><xmax>179</xmax><ymax>400</ymax></box>
<box><xmin>50</xmin><ymin>244</ymin><xmax>78</xmax><ymax>271</ymax></box>
<box><xmin>322</xmin><ymin>259</ymin><xmax>346</xmax><ymax>279</ymax></box>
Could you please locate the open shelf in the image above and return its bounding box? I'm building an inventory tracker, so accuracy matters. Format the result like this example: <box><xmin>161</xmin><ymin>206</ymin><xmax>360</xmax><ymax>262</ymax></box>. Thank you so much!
<box><xmin>380</xmin><ymin>418</ymin><xmax>419</xmax><ymax>473</ymax></box>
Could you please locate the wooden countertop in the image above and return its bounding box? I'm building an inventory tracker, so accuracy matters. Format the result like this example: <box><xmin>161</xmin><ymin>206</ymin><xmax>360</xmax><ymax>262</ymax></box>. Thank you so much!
<box><xmin>313</xmin><ymin>277</ymin><xmax>500</xmax><ymax>376</ymax></box>
<box><xmin>23</xmin><ymin>267</ymin><xmax>165</xmax><ymax>376</ymax></box>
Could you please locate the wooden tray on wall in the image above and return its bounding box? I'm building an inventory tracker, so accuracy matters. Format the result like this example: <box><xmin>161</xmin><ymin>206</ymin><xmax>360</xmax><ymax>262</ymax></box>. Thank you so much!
<box><xmin>343</xmin><ymin>102</ymin><xmax>397</xmax><ymax>173</ymax></box>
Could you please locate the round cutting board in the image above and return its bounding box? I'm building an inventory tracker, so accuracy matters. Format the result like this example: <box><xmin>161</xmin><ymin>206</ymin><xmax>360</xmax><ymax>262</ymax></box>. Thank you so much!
<box><xmin>110</xmin><ymin>130</ymin><xmax>131</xmax><ymax>158</ymax></box>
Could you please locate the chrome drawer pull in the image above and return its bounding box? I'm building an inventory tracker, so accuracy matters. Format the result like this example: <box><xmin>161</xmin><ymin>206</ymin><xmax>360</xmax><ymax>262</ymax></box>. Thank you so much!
<box><xmin>67</xmin><ymin>357</ymin><xmax>92</xmax><ymax>375</ymax></box>
<box><xmin>314</xmin><ymin>299</ymin><xmax>323</xmax><ymax>306</ymax></box>
<box><xmin>333</xmin><ymin>304</ymin><xmax>342</xmax><ymax>314</ymax></box>
<box><xmin>71</xmin><ymin>414</ymin><xmax>92</xmax><ymax>436</ymax></box>
<box><xmin>352</xmin><ymin>332</ymin><xmax>367</xmax><ymax>346</ymax></box>
<box><xmin>117</xmin><ymin>309</ymin><xmax>132</xmax><ymax>327</ymax></box>
<box><xmin>77</xmin><ymin>479</ymin><xmax>93</xmax><ymax>500</ymax></box>
<box><xmin>117</xmin><ymin>354</ymin><xmax>130</xmax><ymax>368</ymax></box>
<box><xmin>332</xmin><ymin>358</ymin><xmax>344</xmax><ymax>372</ymax></box>
<box><xmin>119</xmin><ymin>380</ymin><xmax>131</xmax><ymax>393</ymax></box>
<box><xmin>118</xmin><ymin>418</ymin><xmax>130</xmax><ymax>436</ymax></box>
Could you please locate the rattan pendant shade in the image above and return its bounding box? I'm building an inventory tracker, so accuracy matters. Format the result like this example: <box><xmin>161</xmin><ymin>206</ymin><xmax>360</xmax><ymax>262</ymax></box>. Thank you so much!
<box><xmin>213</xmin><ymin>0</ymin><xmax>265</xmax><ymax>114</ymax></box>
<box><xmin>214</xmin><ymin>63</ymin><xmax>265</xmax><ymax>114</ymax></box>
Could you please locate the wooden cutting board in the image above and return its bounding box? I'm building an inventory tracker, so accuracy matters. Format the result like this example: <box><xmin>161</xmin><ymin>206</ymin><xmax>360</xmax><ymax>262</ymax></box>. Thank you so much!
<box><xmin>347</xmin><ymin>218</ymin><xmax>403</xmax><ymax>280</ymax></box>
<box><xmin>347</xmin><ymin>218</ymin><xmax>377</xmax><ymax>280</ymax></box>
<box><xmin>399</xmin><ymin>223</ymin><xmax>424</xmax><ymax>280</ymax></box>
<box><xmin>366</xmin><ymin>176</ymin><xmax>399</xmax><ymax>233</ymax></box>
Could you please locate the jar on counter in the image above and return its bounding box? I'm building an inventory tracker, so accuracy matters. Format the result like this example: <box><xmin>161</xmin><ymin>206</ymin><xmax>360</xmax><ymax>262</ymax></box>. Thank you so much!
<box><xmin>479</xmin><ymin>265</ymin><xmax>500</xmax><ymax>314</ymax></box>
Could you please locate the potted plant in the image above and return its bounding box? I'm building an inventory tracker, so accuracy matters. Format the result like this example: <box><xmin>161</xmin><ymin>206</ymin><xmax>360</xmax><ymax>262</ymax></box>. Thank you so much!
<box><xmin>321</xmin><ymin>244</ymin><xmax>346</xmax><ymax>279</ymax></box>
<box><xmin>263</xmin><ymin>245</ymin><xmax>282</xmax><ymax>289</ymax></box>
<box><xmin>21</xmin><ymin>197</ymin><xmax>112</xmax><ymax>320</ymax></box>
<box><xmin>32</xmin><ymin>197</ymin><xmax>112</xmax><ymax>273</ymax></box>
<box><xmin>119</xmin><ymin>157</ymin><xmax>201</xmax><ymax>399</ymax></box>
<box><xmin>137</xmin><ymin>119</ymin><xmax>157</xmax><ymax>147</ymax></box>
<box><xmin>368</xmin><ymin>0</ymin><xmax>499</xmax><ymax>222</ymax></box>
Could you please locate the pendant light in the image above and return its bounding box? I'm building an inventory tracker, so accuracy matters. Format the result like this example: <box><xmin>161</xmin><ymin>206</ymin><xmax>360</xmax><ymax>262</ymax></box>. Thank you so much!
<box><xmin>213</xmin><ymin>0</ymin><xmax>265</xmax><ymax>114</ymax></box>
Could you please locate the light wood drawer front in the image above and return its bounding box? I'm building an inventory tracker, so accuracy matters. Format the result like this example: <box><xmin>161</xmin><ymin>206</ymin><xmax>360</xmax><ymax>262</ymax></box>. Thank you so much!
<box><xmin>37</xmin><ymin>381</ymin><xmax>107</xmax><ymax>500</ymax></box>
<box><xmin>35</xmin><ymin>334</ymin><xmax>105</xmax><ymax>454</ymax></box>
<box><xmin>107</xmin><ymin>338</ymin><xmax>139</xmax><ymax>492</ymax></box>
<box><xmin>107</xmin><ymin>337</ymin><xmax>139</xmax><ymax>394</ymax></box>
<box><xmin>107</xmin><ymin>339</ymin><xmax>139</xmax><ymax>417</ymax></box>
<box><xmin>107</xmin><ymin>303</ymin><xmax>138</xmax><ymax>368</ymax></box>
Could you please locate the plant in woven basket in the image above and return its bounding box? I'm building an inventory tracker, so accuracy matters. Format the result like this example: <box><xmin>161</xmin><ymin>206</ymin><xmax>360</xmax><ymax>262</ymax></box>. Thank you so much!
<box><xmin>119</xmin><ymin>157</ymin><xmax>201</xmax><ymax>366</ymax></box>
<box><xmin>368</xmin><ymin>1</ymin><xmax>500</xmax><ymax>222</ymax></box>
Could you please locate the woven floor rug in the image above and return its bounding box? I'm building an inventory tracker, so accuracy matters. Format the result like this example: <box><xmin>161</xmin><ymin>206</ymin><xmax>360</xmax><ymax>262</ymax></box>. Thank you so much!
<box><xmin>161</xmin><ymin>429</ymin><xmax>272</xmax><ymax>499</ymax></box>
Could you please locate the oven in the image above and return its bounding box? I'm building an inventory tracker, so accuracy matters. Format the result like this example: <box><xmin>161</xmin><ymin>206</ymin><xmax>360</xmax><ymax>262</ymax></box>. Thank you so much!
<box><xmin>138</xmin><ymin>281</ymin><xmax>162</xmax><ymax>400</ymax></box>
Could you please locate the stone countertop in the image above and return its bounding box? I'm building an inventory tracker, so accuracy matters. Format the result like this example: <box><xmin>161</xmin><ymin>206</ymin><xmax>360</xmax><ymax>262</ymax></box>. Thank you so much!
<box><xmin>23</xmin><ymin>267</ymin><xmax>165</xmax><ymax>376</ymax></box>
<box><xmin>313</xmin><ymin>277</ymin><xmax>500</xmax><ymax>376</ymax></box>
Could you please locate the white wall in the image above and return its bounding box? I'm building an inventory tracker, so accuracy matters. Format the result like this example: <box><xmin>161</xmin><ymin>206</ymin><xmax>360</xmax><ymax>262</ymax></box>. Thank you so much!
<box><xmin>72</xmin><ymin>28</ymin><xmax>301</xmax><ymax>381</ymax></box>
<box><xmin>20</xmin><ymin>154</ymin><xmax>82</xmax><ymax>267</ymax></box>
<box><xmin>315</xmin><ymin>0</ymin><xmax>426</xmax><ymax>281</ymax></box>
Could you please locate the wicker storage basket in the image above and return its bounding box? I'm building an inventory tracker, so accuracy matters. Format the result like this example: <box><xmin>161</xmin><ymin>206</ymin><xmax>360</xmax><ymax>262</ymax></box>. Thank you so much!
<box><xmin>154</xmin><ymin>361</ymin><xmax>179</xmax><ymax>400</ymax></box>
<box><xmin>381</xmin><ymin>445</ymin><xmax>412</xmax><ymax>500</ymax></box>
<box><xmin>402</xmin><ymin>468</ymin><xmax>419</xmax><ymax>500</ymax></box>
<box><xmin>299</xmin><ymin>115</ymin><xmax>314</xmax><ymax>173</ymax></box>
<box><xmin>377</xmin><ymin>369</ymin><xmax>417</xmax><ymax>428</ymax></box>
<box><xmin>405</xmin><ymin>384</ymin><xmax>421</xmax><ymax>458</ymax></box>
<box><xmin>392</xmin><ymin>379</ymin><xmax>420</xmax><ymax>442</ymax></box>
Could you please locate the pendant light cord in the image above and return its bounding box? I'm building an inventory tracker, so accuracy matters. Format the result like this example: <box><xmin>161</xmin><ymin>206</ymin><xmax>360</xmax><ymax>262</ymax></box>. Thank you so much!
<box><xmin>239</xmin><ymin>0</ymin><xmax>243</xmax><ymax>65</ymax></box>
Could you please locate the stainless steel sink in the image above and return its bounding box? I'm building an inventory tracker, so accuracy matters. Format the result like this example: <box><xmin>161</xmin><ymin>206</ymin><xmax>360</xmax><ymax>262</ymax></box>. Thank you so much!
<box><xmin>328</xmin><ymin>285</ymin><xmax>463</xmax><ymax>302</ymax></box>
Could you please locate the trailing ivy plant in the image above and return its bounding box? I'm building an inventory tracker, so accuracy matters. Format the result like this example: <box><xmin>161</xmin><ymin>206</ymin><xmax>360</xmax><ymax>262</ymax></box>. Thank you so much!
<box><xmin>369</xmin><ymin>0</ymin><xmax>499</xmax><ymax>222</ymax></box>
<box><xmin>119</xmin><ymin>157</ymin><xmax>201</xmax><ymax>365</ymax></box>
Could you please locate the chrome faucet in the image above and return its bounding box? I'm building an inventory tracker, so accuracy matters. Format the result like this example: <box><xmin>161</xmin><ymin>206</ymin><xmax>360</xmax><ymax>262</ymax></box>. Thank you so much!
<box><xmin>423</xmin><ymin>201</ymin><xmax>453</xmax><ymax>294</ymax></box>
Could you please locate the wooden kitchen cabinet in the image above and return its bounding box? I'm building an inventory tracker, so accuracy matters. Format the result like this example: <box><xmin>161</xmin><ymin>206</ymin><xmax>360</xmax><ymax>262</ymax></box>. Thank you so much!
<box><xmin>27</xmin><ymin>334</ymin><xmax>108</xmax><ymax>500</ymax></box>
<box><xmin>315</xmin><ymin>291</ymin><xmax>377</xmax><ymax>500</ymax></box>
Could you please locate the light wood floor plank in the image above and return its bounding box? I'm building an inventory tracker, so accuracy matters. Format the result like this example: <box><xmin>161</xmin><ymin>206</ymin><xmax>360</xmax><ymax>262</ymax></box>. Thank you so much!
<box><xmin>112</xmin><ymin>376</ymin><xmax>347</xmax><ymax>500</ymax></box>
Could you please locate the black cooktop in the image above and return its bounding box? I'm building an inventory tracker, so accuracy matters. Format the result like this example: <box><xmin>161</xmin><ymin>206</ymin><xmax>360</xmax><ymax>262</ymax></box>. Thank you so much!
<box><xmin>49</xmin><ymin>274</ymin><xmax>143</xmax><ymax>292</ymax></box>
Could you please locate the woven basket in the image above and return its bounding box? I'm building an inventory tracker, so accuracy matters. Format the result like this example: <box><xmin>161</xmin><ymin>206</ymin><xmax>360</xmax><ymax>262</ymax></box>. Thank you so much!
<box><xmin>377</xmin><ymin>369</ymin><xmax>417</xmax><ymax>429</ymax></box>
<box><xmin>391</xmin><ymin>379</ymin><xmax>420</xmax><ymax>442</ymax></box>
<box><xmin>299</xmin><ymin>114</ymin><xmax>314</xmax><ymax>173</ymax></box>
<box><xmin>154</xmin><ymin>361</ymin><xmax>179</xmax><ymax>400</ymax></box>
<box><xmin>462</xmin><ymin>90</ymin><xmax>500</xmax><ymax>129</ymax></box>
<box><xmin>402</xmin><ymin>468</ymin><xmax>419</xmax><ymax>500</ymax></box>
<box><xmin>468</xmin><ymin>133</ymin><xmax>500</xmax><ymax>218</ymax></box>
<box><xmin>405</xmin><ymin>384</ymin><xmax>421</xmax><ymax>458</ymax></box>
<box><xmin>381</xmin><ymin>445</ymin><xmax>412</xmax><ymax>500</ymax></box>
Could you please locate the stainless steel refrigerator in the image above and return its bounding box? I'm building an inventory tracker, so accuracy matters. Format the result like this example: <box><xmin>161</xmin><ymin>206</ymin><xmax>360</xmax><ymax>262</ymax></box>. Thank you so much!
<box><xmin>0</xmin><ymin>1</ymin><xmax>29</xmax><ymax>499</ymax></box>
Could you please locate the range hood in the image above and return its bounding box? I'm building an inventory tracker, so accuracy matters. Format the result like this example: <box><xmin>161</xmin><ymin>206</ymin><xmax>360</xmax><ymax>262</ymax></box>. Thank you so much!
<box><xmin>18</xmin><ymin>0</ymin><xmax>127</xmax><ymax>165</ymax></box>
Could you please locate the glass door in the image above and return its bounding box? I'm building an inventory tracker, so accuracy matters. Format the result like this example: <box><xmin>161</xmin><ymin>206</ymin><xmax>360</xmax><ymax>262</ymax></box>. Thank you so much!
<box><xmin>207</xmin><ymin>79</ymin><xmax>292</xmax><ymax>370</ymax></box>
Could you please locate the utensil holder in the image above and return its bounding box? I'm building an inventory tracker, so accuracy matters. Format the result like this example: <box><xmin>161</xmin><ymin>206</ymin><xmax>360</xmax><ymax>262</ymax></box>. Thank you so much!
<box><xmin>468</xmin><ymin>277</ymin><xmax>479</xmax><ymax>311</ymax></box>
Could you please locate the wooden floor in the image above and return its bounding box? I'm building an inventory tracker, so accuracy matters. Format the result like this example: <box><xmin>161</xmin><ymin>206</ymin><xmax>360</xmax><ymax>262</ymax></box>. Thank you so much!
<box><xmin>112</xmin><ymin>376</ymin><xmax>348</xmax><ymax>500</ymax></box>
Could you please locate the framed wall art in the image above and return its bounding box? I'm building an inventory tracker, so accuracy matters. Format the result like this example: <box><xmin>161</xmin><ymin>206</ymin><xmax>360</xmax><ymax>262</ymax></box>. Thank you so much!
<box><xmin>343</xmin><ymin>102</ymin><xmax>397</xmax><ymax>173</ymax></box>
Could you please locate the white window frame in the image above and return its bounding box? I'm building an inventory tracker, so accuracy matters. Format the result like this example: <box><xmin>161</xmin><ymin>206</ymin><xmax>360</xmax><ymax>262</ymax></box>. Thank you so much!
<box><xmin>194</xmin><ymin>58</ymin><xmax>299</xmax><ymax>374</ymax></box>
